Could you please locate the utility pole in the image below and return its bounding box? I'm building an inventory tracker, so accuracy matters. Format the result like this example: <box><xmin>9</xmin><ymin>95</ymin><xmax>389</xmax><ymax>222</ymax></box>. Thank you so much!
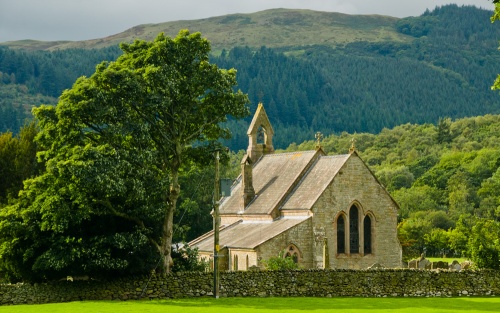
<box><xmin>213</xmin><ymin>150</ymin><xmax>220</xmax><ymax>299</ymax></box>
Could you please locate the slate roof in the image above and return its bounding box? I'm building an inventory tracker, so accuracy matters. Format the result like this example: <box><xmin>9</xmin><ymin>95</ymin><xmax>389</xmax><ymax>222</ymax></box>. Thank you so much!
<box><xmin>281</xmin><ymin>155</ymin><xmax>350</xmax><ymax>211</ymax></box>
<box><xmin>189</xmin><ymin>217</ymin><xmax>310</xmax><ymax>252</ymax></box>
<box><xmin>220</xmin><ymin>151</ymin><xmax>351</xmax><ymax>215</ymax></box>
<box><xmin>220</xmin><ymin>150</ymin><xmax>321</xmax><ymax>215</ymax></box>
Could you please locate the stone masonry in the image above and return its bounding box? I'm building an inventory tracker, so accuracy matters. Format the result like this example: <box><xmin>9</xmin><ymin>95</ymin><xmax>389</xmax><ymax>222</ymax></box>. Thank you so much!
<box><xmin>1</xmin><ymin>269</ymin><xmax>499</xmax><ymax>305</ymax></box>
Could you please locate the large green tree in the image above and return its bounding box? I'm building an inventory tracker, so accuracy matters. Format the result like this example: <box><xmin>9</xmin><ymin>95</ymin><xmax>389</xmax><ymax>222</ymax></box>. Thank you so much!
<box><xmin>0</xmin><ymin>30</ymin><xmax>249</xmax><ymax>281</ymax></box>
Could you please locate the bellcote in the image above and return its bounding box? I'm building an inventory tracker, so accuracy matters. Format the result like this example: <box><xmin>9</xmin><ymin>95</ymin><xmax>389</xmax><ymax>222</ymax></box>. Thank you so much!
<box><xmin>247</xmin><ymin>103</ymin><xmax>275</xmax><ymax>161</ymax></box>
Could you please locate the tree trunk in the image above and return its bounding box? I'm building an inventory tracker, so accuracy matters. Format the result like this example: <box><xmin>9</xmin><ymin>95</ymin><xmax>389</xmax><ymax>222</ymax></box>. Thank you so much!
<box><xmin>161</xmin><ymin>146</ymin><xmax>182</xmax><ymax>273</ymax></box>
<box><xmin>162</xmin><ymin>202</ymin><xmax>175</xmax><ymax>272</ymax></box>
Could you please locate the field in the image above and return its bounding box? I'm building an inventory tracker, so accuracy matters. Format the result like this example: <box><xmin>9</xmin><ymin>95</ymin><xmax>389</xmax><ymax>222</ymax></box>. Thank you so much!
<box><xmin>426</xmin><ymin>257</ymin><xmax>469</xmax><ymax>263</ymax></box>
<box><xmin>1</xmin><ymin>297</ymin><xmax>499</xmax><ymax>313</ymax></box>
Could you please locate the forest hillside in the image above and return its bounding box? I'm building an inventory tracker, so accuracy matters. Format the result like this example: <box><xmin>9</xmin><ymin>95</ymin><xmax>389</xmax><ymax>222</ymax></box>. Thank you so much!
<box><xmin>1</xmin><ymin>5</ymin><xmax>500</xmax><ymax>150</ymax></box>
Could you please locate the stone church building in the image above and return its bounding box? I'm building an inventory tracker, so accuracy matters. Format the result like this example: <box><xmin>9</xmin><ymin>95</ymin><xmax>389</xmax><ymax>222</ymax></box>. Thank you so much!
<box><xmin>189</xmin><ymin>103</ymin><xmax>402</xmax><ymax>270</ymax></box>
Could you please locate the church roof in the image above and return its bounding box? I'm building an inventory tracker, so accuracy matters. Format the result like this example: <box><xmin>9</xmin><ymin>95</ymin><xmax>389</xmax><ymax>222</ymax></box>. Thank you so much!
<box><xmin>189</xmin><ymin>217</ymin><xmax>310</xmax><ymax>252</ymax></box>
<box><xmin>220</xmin><ymin>150</ymin><xmax>321</xmax><ymax>215</ymax></box>
<box><xmin>281</xmin><ymin>155</ymin><xmax>351</xmax><ymax>211</ymax></box>
<box><xmin>220</xmin><ymin>150</ymin><xmax>352</xmax><ymax>215</ymax></box>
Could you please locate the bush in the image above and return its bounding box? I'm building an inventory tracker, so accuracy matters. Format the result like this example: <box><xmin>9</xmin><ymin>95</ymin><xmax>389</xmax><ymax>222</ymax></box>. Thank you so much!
<box><xmin>261</xmin><ymin>252</ymin><xmax>299</xmax><ymax>270</ymax></box>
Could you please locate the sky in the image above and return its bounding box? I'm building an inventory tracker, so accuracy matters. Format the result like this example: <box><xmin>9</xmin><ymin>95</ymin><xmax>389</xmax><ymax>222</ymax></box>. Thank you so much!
<box><xmin>0</xmin><ymin>0</ymin><xmax>495</xmax><ymax>43</ymax></box>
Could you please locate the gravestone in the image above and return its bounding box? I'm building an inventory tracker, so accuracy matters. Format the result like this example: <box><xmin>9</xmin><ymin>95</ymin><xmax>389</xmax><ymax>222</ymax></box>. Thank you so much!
<box><xmin>449</xmin><ymin>260</ymin><xmax>461</xmax><ymax>271</ymax></box>
<box><xmin>431</xmin><ymin>261</ymin><xmax>448</xmax><ymax>269</ymax></box>
<box><xmin>408</xmin><ymin>259</ymin><xmax>418</xmax><ymax>269</ymax></box>
<box><xmin>417</xmin><ymin>254</ymin><xmax>431</xmax><ymax>269</ymax></box>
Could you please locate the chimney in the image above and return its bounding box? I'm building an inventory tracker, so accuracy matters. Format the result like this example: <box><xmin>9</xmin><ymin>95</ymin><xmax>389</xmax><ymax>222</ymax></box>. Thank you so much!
<box><xmin>240</xmin><ymin>154</ymin><xmax>255</xmax><ymax>208</ymax></box>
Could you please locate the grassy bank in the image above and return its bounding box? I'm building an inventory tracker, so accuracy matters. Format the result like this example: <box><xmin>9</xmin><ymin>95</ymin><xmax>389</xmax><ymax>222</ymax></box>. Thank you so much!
<box><xmin>1</xmin><ymin>297</ymin><xmax>499</xmax><ymax>313</ymax></box>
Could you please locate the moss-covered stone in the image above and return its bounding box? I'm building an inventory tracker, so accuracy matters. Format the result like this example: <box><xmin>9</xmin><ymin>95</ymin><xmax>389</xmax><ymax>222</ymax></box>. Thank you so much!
<box><xmin>0</xmin><ymin>269</ymin><xmax>499</xmax><ymax>305</ymax></box>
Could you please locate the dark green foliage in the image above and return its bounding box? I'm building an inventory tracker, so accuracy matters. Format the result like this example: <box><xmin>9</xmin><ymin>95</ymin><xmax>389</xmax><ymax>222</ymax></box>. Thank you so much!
<box><xmin>427</xmin><ymin>211</ymin><xmax>455</xmax><ymax>230</ymax></box>
<box><xmin>436</xmin><ymin>118</ymin><xmax>452</xmax><ymax>144</ymax></box>
<box><xmin>395</xmin><ymin>15</ymin><xmax>438</xmax><ymax>37</ymax></box>
<box><xmin>0</xmin><ymin>84</ymin><xmax>57</xmax><ymax>134</ymax></box>
<box><xmin>171</xmin><ymin>244</ymin><xmax>208</xmax><ymax>272</ymax></box>
<box><xmin>0</xmin><ymin>46</ymin><xmax>122</xmax><ymax>97</ymax></box>
<box><xmin>175</xmin><ymin>150</ymin><xmax>244</xmax><ymax>242</ymax></box>
<box><xmin>0</xmin><ymin>46</ymin><xmax>121</xmax><ymax>133</ymax></box>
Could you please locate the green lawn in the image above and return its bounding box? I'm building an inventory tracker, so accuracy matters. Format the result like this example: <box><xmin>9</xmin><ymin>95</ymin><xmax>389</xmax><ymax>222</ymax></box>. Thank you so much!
<box><xmin>1</xmin><ymin>297</ymin><xmax>499</xmax><ymax>313</ymax></box>
<box><xmin>426</xmin><ymin>257</ymin><xmax>469</xmax><ymax>263</ymax></box>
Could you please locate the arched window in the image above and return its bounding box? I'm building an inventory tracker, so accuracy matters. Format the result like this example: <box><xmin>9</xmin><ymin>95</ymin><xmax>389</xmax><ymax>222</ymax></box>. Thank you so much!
<box><xmin>246</xmin><ymin>255</ymin><xmax>249</xmax><ymax>270</ymax></box>
<box><xmin>233</xmin><ymin>254</ymin><xmax>239</xmax><ymax>270</ymax></box>
<box><xmin>337</xmin><ymin>215</ymin><xmax>345</xmax><ymax>254</ymax></box>
<box><xmin>349</xmin><ymin>205</ymin><xmax>359</xmax><ymax>254</ymax></box>
<box><xmin>364</xmin><ymin>215</ymin><xmax>372</xmax><ymax>255</ymax></box>
<box><xmin>284</xmin><ymin>244</ymin><xmax>300</xmax><ymax>263</ymax></box>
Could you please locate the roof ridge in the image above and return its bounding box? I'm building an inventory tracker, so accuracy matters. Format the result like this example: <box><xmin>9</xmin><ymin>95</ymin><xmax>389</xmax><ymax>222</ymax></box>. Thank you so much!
<box><xmin>321</xmin><ymin>154</ymin><xmax>351</xmax><ymax>158</ymax></box>
<box><xmin>266</xmin><ymin>149</ymin><xmax>324</xmax><ymax>215</ymax></box>
<box><xmin>261</xmin><ymin>150</ymin><xmax>316</xmax><ymax>157</ymax></box>
<box><xmin>278</xmin><ymin>156</ymin><xmax>322</xmax><ymax>211</ymax></box>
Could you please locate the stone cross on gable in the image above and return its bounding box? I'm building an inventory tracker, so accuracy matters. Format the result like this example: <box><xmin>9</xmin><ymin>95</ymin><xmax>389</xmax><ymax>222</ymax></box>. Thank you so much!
<box><xmin>315</xmin><ymin>131</ymin><xmax>323</xmax><ymax>149</ymax></box>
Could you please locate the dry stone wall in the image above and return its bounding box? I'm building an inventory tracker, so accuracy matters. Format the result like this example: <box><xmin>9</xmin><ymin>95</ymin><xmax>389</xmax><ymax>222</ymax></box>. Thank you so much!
<box><xmin>1</xmin><ymin>269</ymin><xmax>499</xmax><ymax>305</ymax></box>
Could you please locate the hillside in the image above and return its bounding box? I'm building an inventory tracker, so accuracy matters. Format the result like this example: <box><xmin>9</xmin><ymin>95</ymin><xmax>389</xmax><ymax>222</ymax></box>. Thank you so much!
<box><xmin>1</xmin><ymin>5</ymin><xmax>500</xmax><ymax>150</ymax></box>
<box><xmin>0</xmin><ymin>9</ymin><xmax>411</xmax><ymax>52</ymax></box>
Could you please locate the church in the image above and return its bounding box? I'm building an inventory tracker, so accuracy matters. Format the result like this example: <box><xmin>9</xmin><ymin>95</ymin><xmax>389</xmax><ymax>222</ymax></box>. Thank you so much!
<box><xmin>189</xmin><ymin>103</ymin><xmax>402</xmax><ymax>270</ymax></box>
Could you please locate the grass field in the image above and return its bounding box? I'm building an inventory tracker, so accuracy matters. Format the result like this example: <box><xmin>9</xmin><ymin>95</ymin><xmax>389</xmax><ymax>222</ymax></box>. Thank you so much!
<box><xmin>1</xmin><ymin>297</ymin><xmax>499</xmax><ymax>313</ymax></box>
<box><xmin>426</xmin><ymin>257</ymin><xmax>469</xmax><ymax>263</ymax></box>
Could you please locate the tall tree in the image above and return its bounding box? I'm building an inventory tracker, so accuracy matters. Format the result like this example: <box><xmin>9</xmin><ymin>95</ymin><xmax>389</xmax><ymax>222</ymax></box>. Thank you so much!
<box><xmin>0</xmin><ymin>30</ymin><xmax>249</xmax><ymax>281</ymax></box>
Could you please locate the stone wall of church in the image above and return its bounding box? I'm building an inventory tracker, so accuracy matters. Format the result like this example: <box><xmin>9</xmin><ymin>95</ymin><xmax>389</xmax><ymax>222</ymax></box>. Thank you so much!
<box><xmin>312</xmin><ymin>154</ymin><xmax>402</xmax><ymax>269</ymax></box>
<box><xmin>228</xmin><ymin>249</ymin><xmax>258</xmax><ymax>271</ymax></box>
<box><xmin>255</xmin><ymin>218</ymin><xmax>313</xmax><ymax>268</ymax></box>
<box><xmin>2</xmin><ymin>269</ymin><xmax>499</xmax><ymax>304</ymax></box>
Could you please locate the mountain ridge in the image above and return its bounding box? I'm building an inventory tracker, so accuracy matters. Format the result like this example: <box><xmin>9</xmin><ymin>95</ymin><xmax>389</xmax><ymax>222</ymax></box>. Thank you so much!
<box><xmin>0</xmin><ymin>8</ymin><xmax>412</xmax><ymax>52</ymax></box>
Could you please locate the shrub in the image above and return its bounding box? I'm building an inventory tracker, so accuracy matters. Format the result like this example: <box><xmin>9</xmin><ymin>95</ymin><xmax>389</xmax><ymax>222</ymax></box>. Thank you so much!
<box><xmin>261</xmin><ymin>252</ymin><xmax>299</xmax><ymax>270</ymax></box>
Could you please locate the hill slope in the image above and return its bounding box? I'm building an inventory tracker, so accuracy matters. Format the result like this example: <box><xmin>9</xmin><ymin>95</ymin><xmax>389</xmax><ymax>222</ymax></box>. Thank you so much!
<box><xmin>1</xmin><ymin>5</ymin><xmax>500</xmax><ymax>151</ymax></box>
<box><xmin>0</xmin><ymin>9</ymin><xmax>411</xmax><ymax>52</ymax></box>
